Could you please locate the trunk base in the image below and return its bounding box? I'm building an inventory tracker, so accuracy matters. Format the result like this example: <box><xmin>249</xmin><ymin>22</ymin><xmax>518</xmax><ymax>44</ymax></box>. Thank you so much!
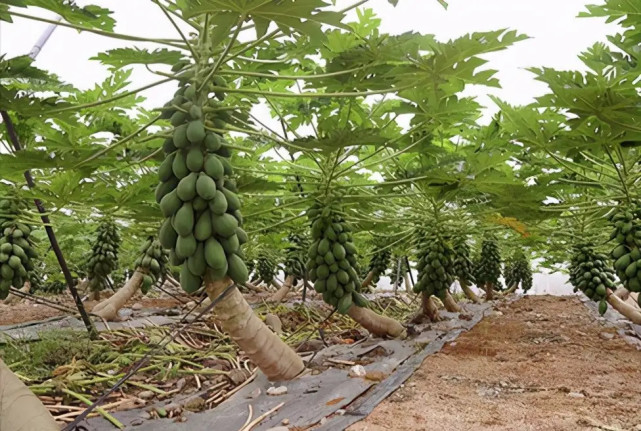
<box><xmin>268</xmin><ymin>275</ymin><xmax>294</xmax><ymax>303</ymax></box>
<box><xmin>1</xmin><ymin>359</ymin><xmax>58</xmax><ymax>431</ymax></box>
<box><xmin>410</xmin><ymin>293</ymin><xmax>441</xmax><ymax>323</ymax></box>
<box><xmin>460</xmin><ymin>280</ymin><xmax>481</xmax><ymax>304</ymax></box>
<box><xmin>348</xmin><ymin>305</ymin><xmax>405</xmax><ymax>338</ymax></box>
<box><xmin>92</xmin><ymin>270</ymin><xmax>144</xmax><ymax>321</ymax></box>
<box><xmin>443</xmin><ymin>290</ymin><xmax>462</xmax><ymax>313</ymax></box>
<box><xmin>206</xmin><ymin>277</ymin><xmax>304</xmax><ymax>381</ymax></box>
<box><xmin>484</xmin><ymin>283</ymin><xmax>495</xmax><ymax>301</ymax></box>
<box><xmin>607</xmin><ymin>289</ymin><xmax>641</xmax><ymax>324</ymax></box>
<box><xmin>2</xmin><ymin>281</ymin><xmax>30</xmax><ymax>305</ymax></box>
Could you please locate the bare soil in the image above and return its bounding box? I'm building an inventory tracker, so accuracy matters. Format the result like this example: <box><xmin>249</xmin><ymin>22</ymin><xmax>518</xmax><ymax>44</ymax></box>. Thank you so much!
<box><xmin>0</xmin><ymin>295</ymin><xmax>183</xmax><ymax>326</ymax></box>
<box><xmin>349</xmin><ymin>295</ymin><xmax>641</xmax><ymax>431</ymax></box>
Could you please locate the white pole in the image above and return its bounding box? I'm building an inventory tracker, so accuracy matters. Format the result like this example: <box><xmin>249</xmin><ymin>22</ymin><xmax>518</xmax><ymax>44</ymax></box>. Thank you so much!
<box><xmin>28</xmin><ymin>16</ymin><xmax>62</xmax><ymax>60</ymax></box>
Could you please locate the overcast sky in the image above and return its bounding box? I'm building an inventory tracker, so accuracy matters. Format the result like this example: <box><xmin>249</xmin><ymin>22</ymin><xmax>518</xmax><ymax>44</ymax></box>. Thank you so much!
<box><xmin>0</xmin><ymin>0</ymin><xmax>618</xmax><ymax>120</ymax></box>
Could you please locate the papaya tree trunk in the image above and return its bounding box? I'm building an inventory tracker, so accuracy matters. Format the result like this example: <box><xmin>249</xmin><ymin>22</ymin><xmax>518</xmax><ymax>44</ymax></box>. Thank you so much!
<box><xmin>270</xmin><ymin>278</ymin><xmax>282</xmax><ymax>291</ymax></box>
<box><xmin>347</xmin><ymin>305</ymin><xmax>405</xmax><ymax>338</ymax></box>
<box><xmin>503</xmin><ymin>284</ymin><xmax>518</xmax><ymax>295</ymax></box>
<box><xmin>244</xmin><ymin>281</ymin><xmax>263</xmax><ymax>293</ymax></box>
<box><xmin>404</xmin><ymin>273</ymin><xmax>411</xmax><ymax>293</ymax></box>
<box><xmin>205</xmin><ymin>277</ymin><xmax>304</xmax><ymax>381</ymax></box>
<box><xmin>460</xmin><ymin>280</ymin><xmax>481</xmax><ymax>303</ymax></box>
<box><xmin>607</xmin><ymin>289</ymin><xmax>641</xmax><ymax>324</ymax></box>
<box><xmin>89</xmin><ymin>289</ymin><xmax>101</xmax><ymax>301</ymax></box>
<box><xmin>268</xmin><ymin>275</ymin><xmax>294</xmax><ymax>303</ymax></box>
<box><xmin>1</xmin><ymin>359</ymin><xmax>58</xmax><ymax>431</ymax></box>
<box><xmin>361</xmin><ymin>271</ymin><xmax>375</xmax><ymax>290</ymax></box>
<box><xmin>613</xmin><ymin>288</ymin><xmax>630</xmax><ymax>301</ymax></box>
<box><xmin>484</xmin><ymin>282</ymin><xmax>495</xmax><ymax>301</ymax></box>
<box><xmin>3</xmin><ymin>280</ymin><xmax>30</xmax><ymax>305</ymax></box>
<box><xmin>410</xmin><ymin>292</ymin><xmax>441</xmax><ymax>323</ymax></box>
<box><xmin>424</xmin><ymin>293</ymin><xmax>441</xmax><ymax>321</ymax></box>
<box><xmin>91</xmin><ymin>269</ymin><xmax>145</xmax><ymax>321</ymax></box>
<box><xmin>443</xmin><ymin>290</ymin><xmax>462</xmax><ymax>313</ymax></box>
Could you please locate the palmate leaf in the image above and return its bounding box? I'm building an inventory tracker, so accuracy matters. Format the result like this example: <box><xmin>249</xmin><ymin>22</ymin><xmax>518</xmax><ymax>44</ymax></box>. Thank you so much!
<box><xmin>178</xmin><ymin>0</ymin><xmax>348</xmax><ymax>39</ymax></box>
<box><xmin>91</xmin><ymin>48</ymin><xmax>186</xmax><ymax>70</ymax></box>
<box><xmin>292</xmin><ymin>129</ymin><xmax>390</xmax><ymax>152</ymax></box>
<box><xmin>580</xmin><ymin>0</ymin><xmax>641</xmax><ymax>28</ymax></box>
<box><xmin>0</xmin><ymin>54</ymin><xmax>54</xmax><ymax>81</ymax></box>
<box><xmin>8</xmin><ymin>0</ymin><xmax>115</xmax><ymax>30</ymax></box>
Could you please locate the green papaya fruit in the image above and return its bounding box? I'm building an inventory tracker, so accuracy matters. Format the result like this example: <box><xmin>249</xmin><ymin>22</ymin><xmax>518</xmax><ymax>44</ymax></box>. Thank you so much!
<box><xmin>211</xmin><ymin>213</ymin><xmax>238</xmax><ymax>238</ymax></box>
<box><xmin>204</xmin><ymin>133</ymin><xmax>222</xmax><ymax>152</ymax></box>
<box><xmin>220</xmin><ymin>234</ymin><xmax>239</xmax><ymax>254</ymax></box>
<box><xmin>186</xmin><ymin>120</ymin><xmax>206</xmax><ymax>144</ymax></box>
<box><xmin>196</xmin><ymin>174</ymin><xmax>217</xmax><ymax>200</ymax></box>
<box><xmin>176</xmin><ymin>234</ymin><xmax>197</xmax><ymax>259</ymax></box>
<box><xmin>204</xmin><ymin>238</ymin><xmax>226</xmax><ymax>269</ymax></box>
<box><xmin>176</xmin><ymin>172</ymin><xmax>198</xmax><ymax>201</ymax></box>
<box><xmin>160</xmin><ymin>190</ymin><xmax>182</xmax><ymax>217</ymax></box>
<box><xmin>174</xmin><ymin>202</ymin><xmax>195</xmax><ymax>237</ymax></box>
<box><xmin>227</xmin><ymin>254</ymin><xmax>248</xmax><ymax>283</ymax></box>
<box><xmin>180</xmin><ymin>265</ymin><xmax>202</xmax><ymax>293</ymax></box>
<box><xmin>222</xmin><ymin>188</ymin><xmax>240</xmax><ymax>212</ymax></box>
<box><xmin>187</xmin><ymin>243</ymin><xmax>207</xmax><ymax>276</ymax></box>
<box><xmin>172</xmin><ymin>150</ymin><xmax>189</xmax><ymax>178</ymax></box>
<box><xmin>186</xmin><ymin>147</ymin><xmax>204</xmax><ymax>172</ymax></box>
<box><xmin>209</xmin><ymin>190</ymin><xmax>228</xmax><ymax>215</ymax></box>
<box><xmin>194</xmin><ymin>210</ymin><xmax>213</xmax><ymax>241</ymax></box>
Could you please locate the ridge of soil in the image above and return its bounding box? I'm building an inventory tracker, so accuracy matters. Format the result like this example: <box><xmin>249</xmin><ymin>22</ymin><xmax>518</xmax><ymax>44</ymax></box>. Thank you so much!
<box><xmin>348</xmin><ymin>295</ymin><xmax>641</xmax><ymax>431</ymax></box>
<box><xmin>0</xmin><ymin>296</ymin><xmax>182</xmax><ymax>326</ymax></box>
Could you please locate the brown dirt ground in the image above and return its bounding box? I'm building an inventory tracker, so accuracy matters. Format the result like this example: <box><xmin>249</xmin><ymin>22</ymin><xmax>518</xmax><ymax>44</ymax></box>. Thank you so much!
<box><xmin>349</xmin><ymin>295</ymin><xmax>641</xmax><ymax>431</ymax></box>
<box><xmin>0</xmin><ymin>295</ymin><xmax>183</xmax><ymax>326</ymax></box>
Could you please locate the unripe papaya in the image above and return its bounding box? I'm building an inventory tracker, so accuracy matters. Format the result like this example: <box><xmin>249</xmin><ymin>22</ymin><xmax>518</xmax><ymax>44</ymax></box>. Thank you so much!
<box><xmin>176</xmin><ymin>172</ymin><xmax>198</xmax><ymax>201</ymax></box>
<box><xmin>204</xmin><ymin>237</ymin><xmax>226</xmax><ymax>269</ymax></box>
<box><xmin>196</xmin><ymin>174</ymin><xmax>217</xmax><ymax>200</ymax></box>
<box><xmin>227</xmin><ymin>253</ymin><xmax>248</xmax><ymax>283</ymax></box>
<box><xmin>211</xmin><ymin>213</ymin><xmax>238</xmax><ymax>238</ymax></box>
<box><xmin>204</xmin><ymin>133</ymin><xmax>222</xmax><ymax>152</ymax></box>
<box><xmin>180</xmin><ymin>264</ymin><xmax>202</xmax><ymax>293</ymax></box>
<box><xmin>158</xmin><ymin>154</ymin><xmax>175</xmax><ymax>182</ymax></box>
<box><xmin>172</xmin><ymin>150</ymin><xmax>189</xmax><ymax>179</ymax></box>
<box><xmin>186</xmin><ymin>147</ymin><xmax>204</xmax><ymax>172</ymax></box>
<box><xmin>220</xmin><ymin>234</ymin><xmax>239</xmax><ymax>254</ymax></box>
<box><xmin>176</xmin><ymin>234</ymin><xmax>197</xmax><ymax>259</ymax></box>
<box><xmin>173</xmin><ymin>124</ymin><xmax>189</xmax><ymax>148</ymax></box>
<box><xmin>160</xmin><ymin>190</ymin><xmax>182</xmax><ymax>217</ymax></box>
<box><xmin>209</xmin><ymin>191</ymin><xmax>228</xmax><ymax>215</ymax></box>
<box><xmin>222</xmin><ymin>188</ymin><xmax>240</xmax><ymax>212</ymax></box>
<box><xmin>204</xmin><ymin>155</ymin><xmax>224</xmax><ymax>180</ymax></box>
<box><xmin>187</xmin><ymin>243</ymin><xmax>206</xmax><ymax>276</ymax></box>
<box><xmin>174</xmin><ymin>202</ymin><xmax>195</xmax><ymax>237</ymax></box>
<box><xmin>194</xmin><ymin>210</ymin><xmax>212</xmax><ymax>241</ymax></box>
<box><xmin>186</xmin><ymin>120</ymin><xmax>206</xmax><ymax>144</ymax></box>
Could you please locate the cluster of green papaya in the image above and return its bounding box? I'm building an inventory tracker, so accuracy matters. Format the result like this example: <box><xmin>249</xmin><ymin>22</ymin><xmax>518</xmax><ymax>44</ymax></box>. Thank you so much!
<box><xmin>256</xmin><ymin>253</ymin><xmax>278</xmax><ymax>284</ymax></box>
<box><xmin>414</xmin><ymin>231</ymin><xmax>455</xmax><ymax>299</ymax></box>
<box><xmin>284</xmin><ymin>233</ymin><xmax>309</xmax><ymax>283</ymax></box>
<box><xmin>607</xmin><ymin>206</ymin><xmax>641</xmax><ymax>292</ymax></box>
<box><xmin>86</xmin><ymin>219</ymin><xmax>120</xmax><ymax>293</ymax></box>
<box><xmin>504</xmin><ymin>251</ymin><xmax>533</xmax><ymax>293</ymax></box>
<box><xmin>451</xmin><ymin>237</ymin><xmax>476</xmax><ymax>284</ymax></box>
<box><xmin>475</xmin><ymin>236</ymin><xmax>502</xmax><ymax>290</ymax></box>
<box><xmin>364</xmin><ymin>246</ymin><xmax>391</xmax><ymax>285</ymax></box>
<box><xmin>306</xmin><ymin>202</ymin><xmax>368</xmax><ymax>313</ymax></box>
<box><xmin>569</xmin><ymin>244</ymin><xmax>617</xmax><ymax>314</ymax></box>
<box><xmin>0</xmin><ymin>199</ymin><xmax>37</xmax><ymax>299</ymax></box>
<box><xmin>133</xmin><ymin>237</ymin><xmax>169</xmax><ymax>294</ymax></box>
<box><xmin>156</xmin><ymin>82</ymin><xmax>248</xmax><ymax>294</ymax></box>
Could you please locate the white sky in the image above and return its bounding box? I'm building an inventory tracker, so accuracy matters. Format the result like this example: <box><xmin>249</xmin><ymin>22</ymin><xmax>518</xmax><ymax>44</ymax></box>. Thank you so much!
<box><xmin>0</xmin><ymin>0</ymin><xmax>618</xmax><ymax>121</ymax></box>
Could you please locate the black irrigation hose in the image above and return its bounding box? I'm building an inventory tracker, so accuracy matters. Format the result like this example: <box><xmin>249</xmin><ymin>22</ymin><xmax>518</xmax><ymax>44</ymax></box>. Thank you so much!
<box><xmin>62</xmin><ymin>282</ymin><xmax>236</xmax><ymax>431</ymax></box>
